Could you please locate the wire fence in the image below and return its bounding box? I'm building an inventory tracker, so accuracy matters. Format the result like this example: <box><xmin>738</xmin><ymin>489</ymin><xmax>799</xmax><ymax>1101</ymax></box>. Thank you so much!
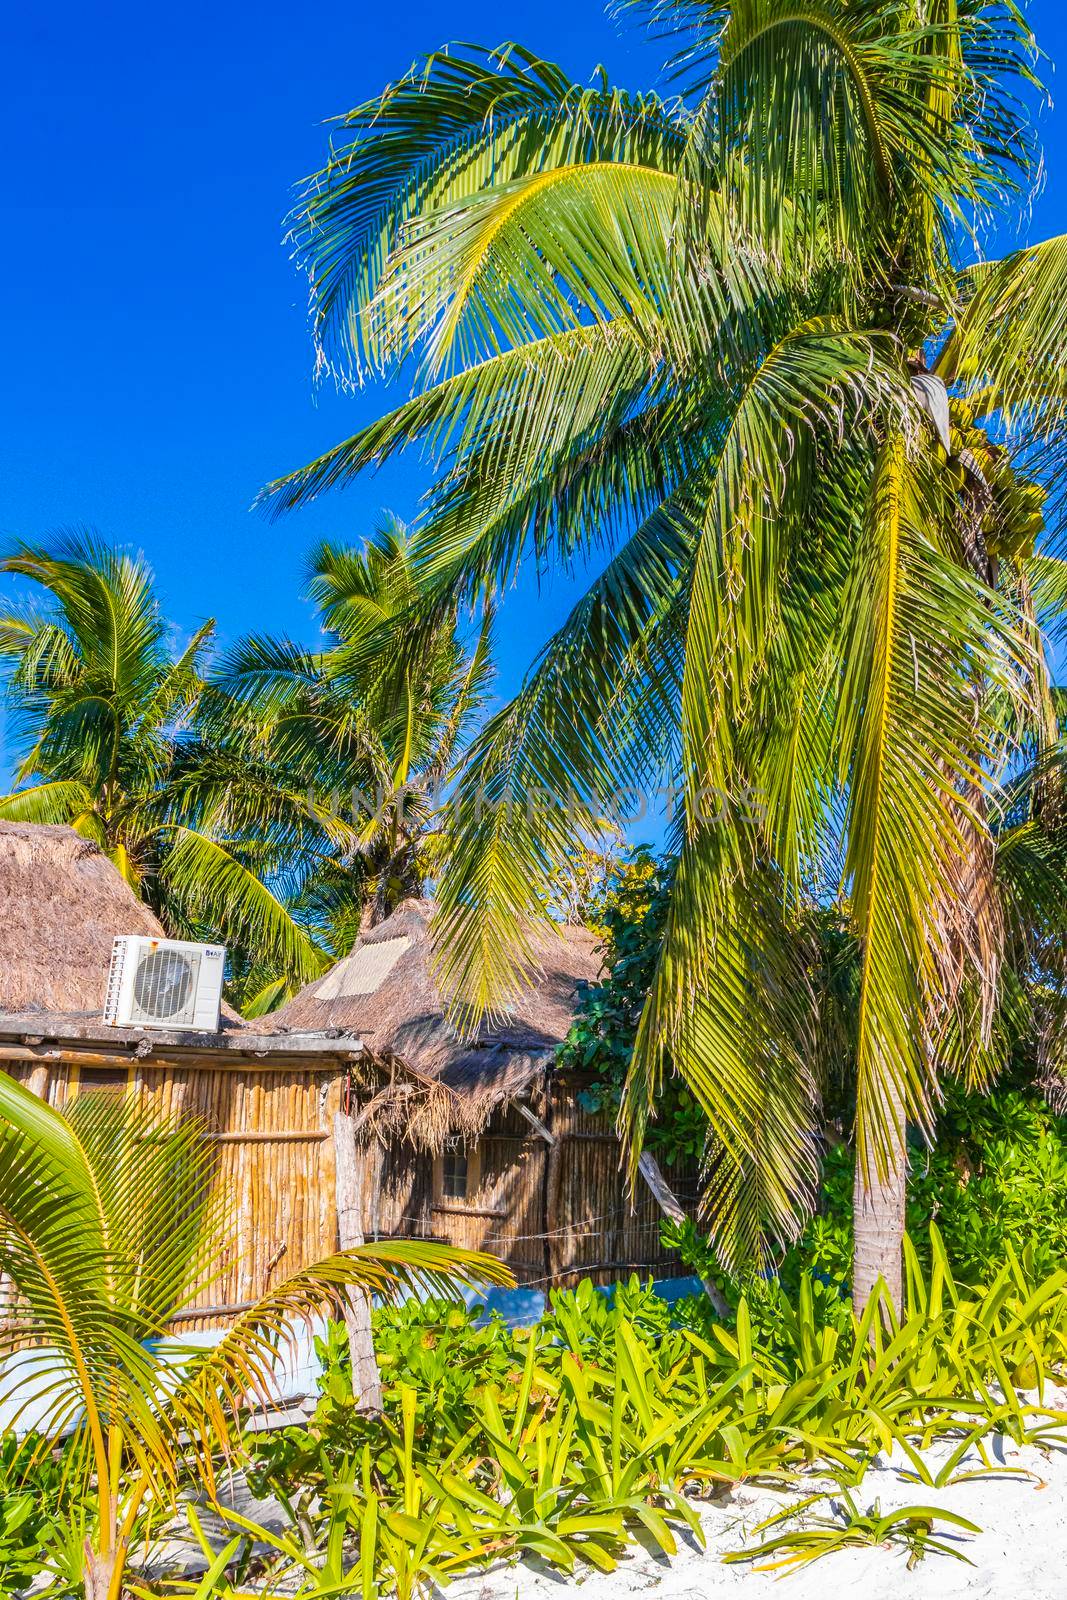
<box><xmin>371</xmin><ymin>1200</ymin><xmax>701</xmax><ymax>1248</ymax></box>
<box><xmin>360</xmin><ymin>1200</ymin><xmax>702</xmax><ymax>1305</ymax></box>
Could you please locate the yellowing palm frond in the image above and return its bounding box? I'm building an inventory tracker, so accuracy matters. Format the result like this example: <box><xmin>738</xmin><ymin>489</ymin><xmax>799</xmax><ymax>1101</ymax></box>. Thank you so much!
<box><xmin>0</xmin><ymin>1082</ymin><xmax>512</xmax><ymax>1590</ymax></box>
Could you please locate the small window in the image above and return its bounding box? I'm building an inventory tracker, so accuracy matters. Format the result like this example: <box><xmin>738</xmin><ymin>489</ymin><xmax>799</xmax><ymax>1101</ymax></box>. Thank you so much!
<box><xmin>71</xmin><ymin>1066</ymin><xmax>130</xmax><ymax>1101</ymax></box>
<box><xmin>433</xmin><ymin>1141</ymin><xmax>482</xmax><ymax>1207</ymax></box>
<box><xmin>441</xmin><ymin>1150</ymin><xmax>468</xmax><ymax>1200</ymax></box>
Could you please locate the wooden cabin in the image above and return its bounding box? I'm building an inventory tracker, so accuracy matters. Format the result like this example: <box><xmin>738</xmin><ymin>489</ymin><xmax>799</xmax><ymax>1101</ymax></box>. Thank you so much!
<box><xmin>0</xmin><ymin>825</ymin><xmax>696</xmax><ymax>1321</ymax></box>
<box><xmin>259</xmin><ymin>900</ymin><xmax>699</xmax><ymax>1288</ymax></box>
<box><xmin>0</xmin><ymin>821</ymin><xmax>361</xmax><ymax>1330</ymax></box>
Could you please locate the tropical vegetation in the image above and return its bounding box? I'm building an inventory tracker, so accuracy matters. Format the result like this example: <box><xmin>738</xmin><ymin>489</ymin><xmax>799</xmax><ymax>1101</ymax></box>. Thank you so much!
<box><xmin>200</xmin><ymin>515</ymin><xmax>492</xmax><ymax>1010</ymax></box>
<box><xmin>564</xmin><ymin>847</ymin><xmax>1067</xmax><ymax>1297</ymax></box>
<box><xmin>0</xmin><ymin>1075</ymin><xmax>508</xmax><ymax>1599</ymax></box>
<box><xmin>264</xmin><ymin>0</ymin><xmax>1067</xmax><ymax>1310</ymax></box>
<box><xmin>6</xmin><ymin>0</ymin><xmax>1067</xmax><ymax>1589</ymax></box>
<box><xmin>0</xmin><ymin>523</ymin><xmax>489</xmax><ymax>1010</ymax></box>
<box><xmin>121</xmin><ymin>1248</ymin><xmax>1067</xmax><ymax>1593</ymax></box>
<box><xmin>4</xmin><ymin>1226</ymin><xmax>1065</xmax><ymax>1594</ymax></box>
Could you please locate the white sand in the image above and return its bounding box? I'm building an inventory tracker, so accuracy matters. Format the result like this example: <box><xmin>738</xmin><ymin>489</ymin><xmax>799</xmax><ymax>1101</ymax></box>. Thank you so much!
<box><xmin>451</xmin><ymin>1402</ymin><xmax>1067</xmax><ymax>1600</ymax></box>
<box><xmin>137</xmin><ymin>1381</ymin><xmax>1067</xmax><ymax>1596</ymax></box>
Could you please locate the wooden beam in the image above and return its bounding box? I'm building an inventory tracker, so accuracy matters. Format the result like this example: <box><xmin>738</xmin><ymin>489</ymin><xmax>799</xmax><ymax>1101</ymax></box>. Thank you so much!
<box><xmin>0</xmin><ymin>1044</ymin><xmax>353</xmax><ymax>1073</ymax></box>
<box><xmin>207</xmin><ymin>1130</ymin><xmax>329</xmax><ymax>1145</ymax></box>
<box><xmin>514</xmin><ymin>1101</ymin><xmax>556</xmax><ymax>1144</ymax></box>
<box><xmin>637</xmin><ymin>1151</ymin><xmax>729</xmax><ymax>1316</ymax></box>
<box><xmin>430</xmin><ymin>1202</ymin><xmax>507</xmax><ymax>1220</ymax></box>
<box><xmin>170</xmin><ymin>1300</ymin><xmax>257</xmax><ymax>1323</ymax></box>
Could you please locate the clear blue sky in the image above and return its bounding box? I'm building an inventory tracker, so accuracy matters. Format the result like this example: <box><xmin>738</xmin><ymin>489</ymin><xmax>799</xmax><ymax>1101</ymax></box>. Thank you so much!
<box><xmin>1</xmin><ymin>1</ymin><xmax>1065</xmax><ymax>765</ymax></box>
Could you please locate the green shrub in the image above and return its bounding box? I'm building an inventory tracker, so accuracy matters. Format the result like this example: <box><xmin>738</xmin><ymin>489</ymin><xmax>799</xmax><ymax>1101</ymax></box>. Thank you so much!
<box><xmin>558</xmin><ymin>853</ymin><xmax>709</xmax><ymax>1169</ymax></box>
<box><xmin>538</xmin><ymin>1274</ymin><xmax>676</xmax><ymax>1360</ymax></box>
<box><xmin>229</xmin><ymin>1236</ymin><xmax>1067</xmax><ymax>1600</ymax></box>
<box><xmin>794</xmin><ymin>1088</ymin><xmax>1067</xmax><ymax>1291</ymax></box>
<box><xmin>908</xmin><ymin>1089</ymin><xmax>1067</xmax><ymax>1282</ymax></box>
<box><xmin>662</xmin><ymin>1084</ymin><xmax>1067</xmax><ymax>1308</ymax></box>
<box><xmin>0</xmin><ymin>1433</ymin><xmax>91</xmax><ymax>1597</ymax></box>
<box><xmin>374</xmin><ymin>1296</ymin><xmax>519</xmax><ymax>1419</ymax></box>
<box><xmin>562</xmin><ymin>851</ymin><xmax>1067</xmax><ymax>1300</ymax></box>
<box><xmin>248</xmin><ymin>1298</ymin><xmax>523</xmax><ymax>1503</ymax></box>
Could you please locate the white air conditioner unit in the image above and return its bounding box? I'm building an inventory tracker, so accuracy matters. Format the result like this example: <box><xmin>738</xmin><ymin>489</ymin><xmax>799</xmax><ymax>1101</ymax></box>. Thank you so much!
<box><xmin>103</xmin><ymin>937</ymin><xmax>226</xmax><ymax>1031</ymax></box>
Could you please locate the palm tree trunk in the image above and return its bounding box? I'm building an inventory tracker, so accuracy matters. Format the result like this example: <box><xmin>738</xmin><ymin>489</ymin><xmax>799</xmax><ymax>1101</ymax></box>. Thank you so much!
<box><xmin>851</xmin><ymin>1097</ymin><xmax>907</xmax><ymax>1313</ymax></box>
<box><xmin>83</xmin><ymin>1543</ymin><xmax>119</xmax><ymax>1600</ymax></box>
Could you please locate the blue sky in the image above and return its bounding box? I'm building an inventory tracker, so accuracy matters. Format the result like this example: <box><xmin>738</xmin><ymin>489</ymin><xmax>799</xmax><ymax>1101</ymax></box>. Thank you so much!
<box><xmin>2</xmin><ymin>0</ymin><xmax>1066</xmax><ymax>778</ymax></box>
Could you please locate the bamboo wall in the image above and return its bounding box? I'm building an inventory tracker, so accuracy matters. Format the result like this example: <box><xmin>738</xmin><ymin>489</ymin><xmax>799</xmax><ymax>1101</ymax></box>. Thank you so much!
<box><xmin>369</xmin><ymin>1075</ymin><xmax>701</xmax><ymax>1289</ymax></box>
<box><xmin>2</xmin><ymin>1053</ymin><xmax>346</xmax><ymax>1331</ymax></box>
<box><xmin>3</xmin><ymin>1054</ymin><xmax>699</xmax><ymax>1320</ymax></box>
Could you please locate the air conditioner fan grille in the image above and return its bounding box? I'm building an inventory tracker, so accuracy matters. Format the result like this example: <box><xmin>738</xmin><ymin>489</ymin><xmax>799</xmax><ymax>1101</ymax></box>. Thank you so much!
<box><xmin>134</xmin><ymin>949</ymin><xmax>196</xmax><ymax>1020</ymax></box>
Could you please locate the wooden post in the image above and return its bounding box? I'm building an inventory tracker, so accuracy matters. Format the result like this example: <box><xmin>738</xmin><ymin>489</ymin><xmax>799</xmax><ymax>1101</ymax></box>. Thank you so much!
<box><xmin>332</xmin><ymin>1110</ymin><xmax>383</xmax><ymax>1412</ymax></box>
<box><xmin>540</xmin><ymin>1086</ymin><xmax>567</xmax><ymax>1288</ymax></box>
<box><xmin>26</xmin><ymin>1063</ymin><xmax>50</xmax><ymax>1101</ymax></box>
<box><xmin>637</xmin><ymin>1151</ymin><xmax>730</xmax><ymax>1317</ymax></box>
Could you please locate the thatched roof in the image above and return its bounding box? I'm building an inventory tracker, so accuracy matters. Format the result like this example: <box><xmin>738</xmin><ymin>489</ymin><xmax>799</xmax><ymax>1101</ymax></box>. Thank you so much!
<box><xmin>261</xmin><ymin>899</ymin><xmax>603</xmax><ymax>1142</ymax></box>
<box><xmin>0</xmin><ymin>821</ymin><xmax>165</xmax><ymax>1013</ymax></box>
<box><xmin>0</xmin><ymin>821</ymin><xmax>361</xmax><ymax>1069</ymax></box>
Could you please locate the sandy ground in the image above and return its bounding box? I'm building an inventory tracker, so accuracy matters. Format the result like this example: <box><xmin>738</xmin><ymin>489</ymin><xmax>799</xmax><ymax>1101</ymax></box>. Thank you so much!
<box><xmin>450</xmin><ymin>1418</ymin><xmax>1067</xmax><ymax>1600</ymax></box>
<box><xmin>140</xmin><ymin>1382</ymin><xmax>1067</xmax><ymax>1597</ymax></box>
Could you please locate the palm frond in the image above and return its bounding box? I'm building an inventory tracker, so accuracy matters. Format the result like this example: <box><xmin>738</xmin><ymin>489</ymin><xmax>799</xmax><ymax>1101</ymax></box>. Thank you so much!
<box><xmin>836</xmin><ymin>435</ymin><xmax>1028</xmax><ymax>1176</ymax></box>
<box><xmin>0</xmin><ymin>779</ymin><xmax>94</xmax><ymax>827</ymax></box>
<box><xmin>290</xmin><ymin>42</ymin><xmax>689</xmax><ymax>377</ymax></box>
<box><xmin>432</xmin><ymin>497</ymin><xmax>695</xmax><ymax>1022</ymax></box>
<box><xmin>159</xmin><ymin>827</ymin><xmax>330</xmax><ymax>985</ymax></box>
<box><xmin>622</xmin><ymin>830</ymin><xmax>821</xmax><ymax>1271</ymax></box>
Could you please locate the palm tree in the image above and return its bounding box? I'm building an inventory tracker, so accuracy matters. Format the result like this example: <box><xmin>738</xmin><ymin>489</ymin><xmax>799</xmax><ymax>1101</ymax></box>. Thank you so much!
<box><xmin>202</xmin><ymin>516</ymin><xmax>493</xmax><ymax>1012</ymax></box>
<box><xmin>0</xmin><ymin>534</ymin><xmax>335</xmax><ymax>990</ymax></box>
<box><xmin>0</xmin><ymin>1074</ymin><xmax>508</xmax><ymax>1599</ymax></box>
<box><xmin>0</xmin><ymin>529</ymin><xmax>490</xmax><ymax>1011</ymax></box>
<box><xmin>262</xmin><ymin>4</ymin><xmax>1067</xmax><ymax>1306</ymax></box>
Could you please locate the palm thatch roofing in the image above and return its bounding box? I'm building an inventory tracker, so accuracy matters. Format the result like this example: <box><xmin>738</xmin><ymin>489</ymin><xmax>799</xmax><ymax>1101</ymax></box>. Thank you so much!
<box><xmin>0</xmin><ymin>820</ymin><xmax>165</xmax><ymax>1013</ymax></box>
<box><xmin>0</xmin><ymin>820</ymin><xmax>359</xmax><ymax>1065</ymax></box>
<box><xmin>261</xmin><ymin>899</ymin><xmax>603</xmax><ymax>1143</ymax></box>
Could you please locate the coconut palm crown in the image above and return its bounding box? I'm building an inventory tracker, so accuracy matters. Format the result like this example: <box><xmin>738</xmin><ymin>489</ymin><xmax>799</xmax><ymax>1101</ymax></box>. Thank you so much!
<box><xmin>0</xmin><ymin>527</ymin><xmax>491</xmax><ymax>1009</ymax></box>
<box><xmin>199</xmin><ymin>515</ymin><xmax>493</xmax><ymax>1010</ymax></box>
<box><xmin>263</xmin><ymin>1</ymin><xmax>1067</xmax><ymax>1298</ymax></box>
<box><xmin>0</xmin><ymin>534</ymin><xmax>352</xmax><ymax>990</ymax></box>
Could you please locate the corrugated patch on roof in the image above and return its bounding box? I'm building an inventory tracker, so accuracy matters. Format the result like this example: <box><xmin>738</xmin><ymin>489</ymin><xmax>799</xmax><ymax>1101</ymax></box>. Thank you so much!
<box><xmin>315</xmin><ymin>936</ymin><xmax>411</xmax><ymax>1000</ymax></box>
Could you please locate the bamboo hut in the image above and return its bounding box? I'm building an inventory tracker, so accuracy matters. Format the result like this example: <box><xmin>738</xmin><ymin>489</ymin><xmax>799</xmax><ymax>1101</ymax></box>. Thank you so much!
<box><xmin>259</xmin><ymin>899</ymin><xmax>700</xmax><ymax>1287</ymax></box>
<box><xmin>0</xmin><ymin>824</ymin><xmax>698</xmax><ymax>1319</ymax></box>
<box><xmin>0</xmin><ymin>821</ymin><xmax>361</xmax><ymax>1329</ymax></box>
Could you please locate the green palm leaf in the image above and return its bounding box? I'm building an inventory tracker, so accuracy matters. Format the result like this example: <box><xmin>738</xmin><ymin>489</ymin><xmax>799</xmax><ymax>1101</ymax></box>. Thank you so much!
<box><xmin>0</xmin><ymin>1078</ymin><xmax>512</xmax><ymax>1590</ymax></box>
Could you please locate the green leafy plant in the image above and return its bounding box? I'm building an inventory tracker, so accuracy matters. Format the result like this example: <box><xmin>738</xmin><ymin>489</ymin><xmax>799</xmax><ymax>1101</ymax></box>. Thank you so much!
<box><xmin>161</xmin><ymin>1237</ymin><xmax>1067</xmax><ymax>1595</ymax></box>
<box><xmin>0</xmin><ymin>1076</ymin><xmax>511</xmax><ymax>1600</ymax></box>
<box><xmin>247</xmin><ymin>1298</ymin><xmax>521</xmax><ymax>1504</ymax></box>
<box><xmin>538</xmin><ymin>1274</ymin><xmax>675</xmax><ymax>1362</ymax></box>
<box><xmin>661</xmin><ymin>1081</ymin><xmax>1067</xmax><ymax>1330</ymax></box>
<box><xmin>374</xmin><ymin>1297</ymin><xmax>519</xmax><ymax>1432</ymax></box>
<box><xmin>724</xmin><ymin>1488</ymin><xmax>982</xmax><ymax>1573</ymax></box>
<box><xmin>0</xmin><ymin>1488</ymin><xmax>48</xmax><ymax>1593</ymax></box>
<box><xmin>0</xmin><ymin>1432</ymin><xmax>87</xmax><ymax>1594</ymax></box>
<box><xmin>558</xmin><ymin>855</ymin><xmax>708</xmax><ymax>1167</ymax></box>
<box><xmin>908</xmin><ymin>1089</ymin><xmax>1067</xmax><ymax>1284</ymax></box>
